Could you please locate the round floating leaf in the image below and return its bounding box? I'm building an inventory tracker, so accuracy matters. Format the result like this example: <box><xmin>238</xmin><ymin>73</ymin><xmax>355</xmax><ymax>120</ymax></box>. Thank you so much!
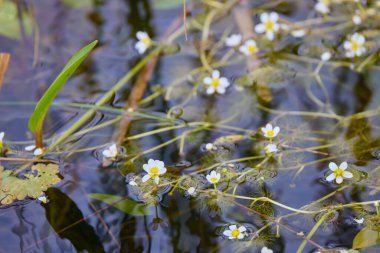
<box><xmin>353</xmin><ymin>227</ymin><xmax>380</xmax><ymax>249</ymax></box>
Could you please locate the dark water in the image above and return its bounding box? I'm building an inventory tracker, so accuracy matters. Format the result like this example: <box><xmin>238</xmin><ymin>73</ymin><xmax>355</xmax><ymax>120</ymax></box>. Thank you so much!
<box><xmin>1</xmin><ymin>1</ymin><xmax>380</xmax><ymax>253</ymax></box>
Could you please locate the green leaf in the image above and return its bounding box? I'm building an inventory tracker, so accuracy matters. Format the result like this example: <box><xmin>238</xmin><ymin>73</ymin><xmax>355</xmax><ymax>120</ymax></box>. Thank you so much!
<box><xmin>353</xmin><ymin>227</ymin><xmax>380</xmax><ymax>249</ymax></box>
<box><xmin>0</xmin><ymin>1</ymin><xmax>32</xmax><ymax>39</ymax></box>
<box><xmin>28</xmin><ymin>40</ymin><xmax>98</xmax><ymax>133</ymax></box>
<box><xmin>0</xmin><ymin>164</ymin><xmax>61</xmax><ymax>205</ymax></box>
<box><xmin>88</xmin><ymin>193</ymin><xmax>151</xmax><ymax>216</ymax></box>
<box><xmin>153</xmin><ymin>0</ymin><xmax>182</xmax><ymax>9</ymax></box>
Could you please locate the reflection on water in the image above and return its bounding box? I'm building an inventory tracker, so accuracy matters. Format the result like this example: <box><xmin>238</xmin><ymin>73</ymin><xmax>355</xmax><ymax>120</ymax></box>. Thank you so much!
<box><xmin>1</xmin><ymin>0</ymin><xmax>380</xmax><ymax>253</ymax></box>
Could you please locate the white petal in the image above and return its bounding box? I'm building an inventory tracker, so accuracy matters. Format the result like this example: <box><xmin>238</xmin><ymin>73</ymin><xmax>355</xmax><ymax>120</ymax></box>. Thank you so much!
<box><xmin>215</xmin><ymin>173</ymin><xmax>221</xmax><ymax>181</ymax></box>
<box><xmin>103</xmin><ymin>150</ymin><xmax>111</xmax><ymax>157</ymax></box>
<box><xmin>326</xmin><ymin>173</ymin><xmax>336</xmax><ymax>182</ymax></box>
<box><xmin>269</xmin><ymin>12</ymin><xmax>279</xmax><ymax>22</ymax></box>
<box><xmin>260</xmin><ymin>13</ymin><xmax>269</xmax><ymax>22</ymax></box>
<box><xmin>148</xmin><ymin>159</ymin><xmax>155</xmax><ymax>165</ymax></box>
<box><xmin>343</xmin><ymin>171</ymin><xmax>353</xmax><ymax>178</ymax></box>
<box><xmin>340</xmin><ymin>162</ymin><xmax>348</xmax><ymax>170</ymax></box>
<box><xmin>321</xmin><ymin>52</ymin><xmax>331</xmax><ymax>61</ymax></box>
<box><xmin>237</xmin><ymin>234</ymin><xmax>244</xmax><ymax>239</ymax></box>
<box><xmin>142</xmin><ymin>174</ymin><xmax>151</xmax><ymax>182</ymax></box>
<box><xmin>266</xmin><ymin>31</ymin><xmax>275</xmax><ymax>41</ymax></box>
<box><xmin>143</xmin><ymin>164</ymin><xmax>150</xmax><ymax>173</ymax></box>
<box><xmin>343</xmin><ymin>41</ymin><xmax>351</xmax><ymax>50</ymax></box>
<box><xmin>206</xmin><ymin>175</ymin><xmax>211</xmax><ymax>182</ymax></box>
<box><xmin>223</xmin><ymin>230</ymin><xmax>232</xmax><ymax>237</ymax></box>
<box><xmin>0</xmin><ymin>132</ymin><xmax>4</xmax><ymax>141</ymax></box>
<box><xmin>136</xmin><ymin>31</ymin><xmax>147</xmax><ymax>40</ymax></box>
<box><xmin>336</xmin><ymin>177</ymin><xmax>343</xmax><ymax>184</ymax></box>
<box><xmin>353</xmin><ymin>15</ymin><xmax>361</xmax><ymax>25</ymax></box>
<box><xmin>219</xmin><ymin>78</ymin><xmax>230</xmax><ymax>87</ymax></box>
<box><xmin>34</xmin><ymin>148</ymin><xmax>43</xmax><ymax>156</ymax></box>
<box><xmin>216</xmin><ymin>87</ymin><xmax>226</xmax><ymax>94</ymax></box>
<box><xmin>239</xmin><ymin>226</ymin><xmax>247</xmax><ymax>232</ymax></box>
<box><xmin>273</xmin><ymin>126</ymin><xmax>280</xmax><ymax>136</ymax></box>
<box><xmin>203</xmin><ymin>77</ymin><xmax>212</xmax><ymax>85</ymax></box>
<box><xmin>266</xmin><ymin>123</ymin><xmax>273</xmax><ymax>130</ymax></box>
<box><xmin>255</xmin><ymin>24</ymin><xmax>265</xmax><ymax>33</ymax></box>
<box><xmin>272</xmin><ymin>23</ymin><xmax>280</xmax><ymax>32</ymax></box>
<box><xmin>212</xmin><ymin>70</ymin><xmax>220</xmax><ymax>79</ymax></box>
<box><xmin>329</xmin><ymin>162</ymin><xmax>338</xmax><ymax>171</ymax></box>
<box><xmin>291</xmin><ymin>29</ymin><xmax>306</xmax><ymax>38</ymax></box>
<box><xmin>154</xmin><ymin>176</ymin><xmax>159</xmax><ymax>184</ymax></box>
<box><xmin>229</xmin><ymin>225</ymin><xmax>237</xmax><ymax>230</ymax></box>
<box><xmin>158</xmin><ymin>166</ymin><xmax>167</xmax><ymax>175</ymax></box>
<box><xmin>25</xmin><ymin>145</ymin><xmax>36</xmax><ymax>151</ymax></box>
<box><xmin>206</xmin><ymin>87</ymin><xmax>215</xmax><ymax>94</ymax></box>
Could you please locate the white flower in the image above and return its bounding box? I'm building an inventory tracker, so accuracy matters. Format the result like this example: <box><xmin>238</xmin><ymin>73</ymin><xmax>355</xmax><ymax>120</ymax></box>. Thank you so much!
<box><xmin>223</xmin><ymin>225</ymin><xmax>247</xmax><ymax>240</ymax></box>
<box><xmin>321</xmin><ymin>51</ymin><xmax>332</xmax><ymax>61</ymax></box>
<box><xmin>353</xmin><ymin>217</ymin><xmax>364</xmax><ymax>224</ymax></box>
<box><xmin>129</xmin><ymin>180</ymin><xmax>137</xmax><ymax>186</ymax></box>
<box><xmin>203</xmin><ymin>70</ymin><xmax>230</xmax><ymax>95</ymax></box>
<box><xmin>291</xmin><ymin>29</ymin><xmax>306</xmax><ymax>38</ymax></box>
<box><xmin>239</xmin><ymin>39</ymin><xmax>259</xmax><ymax>56</ymax></box>
<box><xmin>315</xmin><ymin>0</ymin><xmax>330</xmax><ymax>14</ymax></box>
<box><xmin>261</xmin><ymin>123</ymin><xmax>280</xmax><ymax>138</ymax></box>
<box><xmin>205</xmin><ymin>143</ymin><xmax>217</xmax><ymax>151</ymax></box>
<box><xmin>261</xmin><ymin>247</ymin><xmax>274</xmax><ymax>253</ymax></box>
<box><xmin>255</xmin><ymin>12</ymin><xmax>280</xmax><ymax>40</ymax></box>
<box><xmin>187</xmin><ymin>187</ymin><xmax>196</xmax><ymax>195</ymax></box>
<box><xmin>102</xmin><ymin>144</ymin><xmax>118</xmax><ymax>160</ymax></box>
<box><xmin>353</xmin><ymin>15</ymin><xmax>362</xmax><ymax>25</ymax></box>
<box><xmin>34</xmin><ymin>148</ymin><xmax>44</xmax><ymax>156</ymax></box>
<box><xmin>265</xmin><ymin>144</ymin><xmax>278</xmax><ymax>154</ymax></box>
<box><xmin>225</xmin><ymin>34</ymin><xmax>242</xmax><ymax>47</ymax></box>
<box><xmin>25</xmin><ymin>145</ymin><xmax>36</xmax><ymax>151</ymax></box>
<box><xmin>135</xmin><ymin>31</ymin><xmax>152</xmax><ymax>54</ymax></box>
<box><xmin>343</xmin><ymin>33</ymin><xmax>366</xmax><ymax>58</ymax></box>
<box><xmin>326</xmin><ymin>162</ymin><xmax>353</xmax><ymax>184</ymax></box>
<box><xmin>206</xmin><ymin>170</ymin><xmax>221</xmax><ymax>184</ymax></box>
<box><xmin>37</xmin><ymin>195</ymin><xmax>48</xmax><ymax>204</ymax></box>
<box><xmin>142</xmin><ymin>159</ymin><xmax>167</xmax><ymax>184</ymax></box>
<box><xmin>0</xmin><ymin>132</ymin><xmax>4</xmax><ymax>148</ymax></box>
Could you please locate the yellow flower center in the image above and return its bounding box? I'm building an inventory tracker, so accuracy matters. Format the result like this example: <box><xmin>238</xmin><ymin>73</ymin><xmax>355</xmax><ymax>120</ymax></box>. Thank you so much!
<box><xmin>266</xmin><ymin>130</ymin><xmax>275</xmax><ymax>137</ymax></box>
<box><xmin>248</xmin><ymin>45</ymin><xmax>257</xmax><ymax>54</ymax></box>
<box><xmin>264</xmin><ymin>20</ymin><xmax>274</xmax><ymax>31</ymax></box>
<box><xmin>149</xmin><ymin>166</ymin><xmax>160</xmax><ymax>175</ymax></box>
<box><xmin>210</xmin><ymin>177</ymin><xmax>218</xmax><ymax>183</ymax></box>
<box><xmin>334</xmin><ymin>167</ymin><xmax>344</xmax><ymax>178</ymax></box>
<box><xmin>211</xmin><ymin>78</ymin><xmax>221</xmax><ymax>88</ymax></box>
<box><xmin>231</xmin><ymin>229</ymin><xmax>240</xmax><ymax>238</ymax></box>
<box><xmin>142</xmin><ymin>37</ymin><xmax>151</xmax><ymax>46</ymax></box>
<box><xmin>321</xmin><ymin>0</ymin><xmax>330</xmax><ymax>5</ymax></box>
<box><xmin>351</xmin><ymin>40</ymin><xmax>359</xmax><ymax>52</ymax></box>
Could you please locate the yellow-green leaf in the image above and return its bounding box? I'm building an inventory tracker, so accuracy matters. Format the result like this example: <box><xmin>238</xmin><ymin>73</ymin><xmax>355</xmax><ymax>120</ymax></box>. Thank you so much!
<box><xmin>353</xmin><ymin>227</ymin><xmax>380</xmax><ymax>249</ymax></box>
<box><xmin>88</xmin><ymin>193</ymin><xmax>151</xmax><ymax>216</ymax></box>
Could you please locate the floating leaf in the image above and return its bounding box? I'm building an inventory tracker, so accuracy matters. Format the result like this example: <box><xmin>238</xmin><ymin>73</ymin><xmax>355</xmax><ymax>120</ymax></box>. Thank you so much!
<box><xmin>28</xmin><ymin>40</ymin><xmax>98</xmax><ymax>135</ymax></box>
<box><xmin>153</xmin><ymin>0</ymin><xmax>182</xmax><ymax>9</ymax></box>
<box><xmin>353</xmin><ymin>227</ymin><xmax>380</xmax><ymax>249</ymax></box>
<box><xmin>0</xmin><ymin>1</ymin><xmax>32</xmax><ymax>40</ymax></box>
<box><xmin>88</xmin><ymin>193</ymin><xmax>151</xmax><ymax>216</ymax></box>
<box><xmin>61</xmin><ymin>0</ymin><xmax>92</xmax><ymax>8</ymax></box>
<box><xmin>0</xmin><ymin>164</ymin><xmax>61</xmax><ymax>205</ymax></box>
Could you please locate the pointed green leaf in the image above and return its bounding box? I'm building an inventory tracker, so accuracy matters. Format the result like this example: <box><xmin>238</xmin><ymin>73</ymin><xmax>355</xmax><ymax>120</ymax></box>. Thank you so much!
<box><xmin>28</xmin><ymin>40</ymin><xmax>98</xmax><ymax>133</ymax></box>
<box><xmin>88</xmin><ymin>193</ymin><xmax>151</xmax><ymax>216</ymax></box>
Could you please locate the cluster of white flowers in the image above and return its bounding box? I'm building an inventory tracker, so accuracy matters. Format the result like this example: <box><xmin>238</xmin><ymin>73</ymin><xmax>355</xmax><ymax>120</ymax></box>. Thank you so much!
<box><xmin>261</xmin><ymin>123</ymin><xmax>280</xmax><ymax>154</ymax></box>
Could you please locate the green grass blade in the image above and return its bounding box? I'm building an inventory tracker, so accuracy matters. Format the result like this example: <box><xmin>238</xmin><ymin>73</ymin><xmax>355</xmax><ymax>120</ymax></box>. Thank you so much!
<box><xmin>28</xmin><ymin>40</ymin><xmax>98</xmax><ymax>133</ymax></box>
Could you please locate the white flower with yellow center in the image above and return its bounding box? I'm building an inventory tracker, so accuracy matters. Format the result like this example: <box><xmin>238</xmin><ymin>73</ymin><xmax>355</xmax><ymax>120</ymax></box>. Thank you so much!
<box><xmin>315</xmin><ymin>0</ymin><xmax>330</xmax><ymax>14</ymax></box>
<box><xmin>0</xmin><ymin>132</ymin><xmax>4</xmax><ymax>148</ymax></box>
<box><xmin>261</xmin><ymin>123</ymin><xmax>280</xmax><ymax>138</ymax></box>
<box><xmin>344</xmin><ymin>33</ymin><xmax>366</xmax><ymax>58</ymax></box>
<box><xmin>135</xmin><ymin>31</ymin><xmax>152</xmax><ymax>54</ymax></box>
<box><xmin>206</xmin><ymin>170</ymin><xmax>221</xmax><ymax>184</ymax></box>
<box><xmin>142</xmin><ymin>159</ymin><xmax>167</xmax><ymax>184</ymax></box>
<box><xmin>326</xmin><ymin>162</ymin><xmax>353</xmax><ymax>184</ymax></box>
<box><xmin>255</xmin><ymin>12</ymin><xmax>280</xmax><ymax>41</ymax></box>
<box><xmin>239</xmin><ymin>39</ymin><xmax>259</xmax><ymax>56</ymax></box>
<box><xmin>265</xmin><ymin>144</ymin><xmax>278</xmax><ymax>154</ymax></box>
<box><xmin>223</xmin><ymin>225</ymin><xmax>247</xmax><ymax>240</ymax></box>
<box><xmin>261</xmin><ymin>247</ymin><xmax>274</xmax><ymax>253</ymax></box>
<box><xmin>225</xmin><ymin>34</ymin><xmax>242</xmax><ymax>47</ymax></box>
<box><xmin>37</xmin><ymin>195</ymin><xmax>48</xmax><ymax>204</ymax></box>
<box><xmin>203</xmin><ymin>70</ymin><xmax>230</xmax><ymax>95</ymax></box>
<box><xmin>102</xmin><ymin>144</ymin><xmax>118</xmax><ymax>160</ymax></box>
